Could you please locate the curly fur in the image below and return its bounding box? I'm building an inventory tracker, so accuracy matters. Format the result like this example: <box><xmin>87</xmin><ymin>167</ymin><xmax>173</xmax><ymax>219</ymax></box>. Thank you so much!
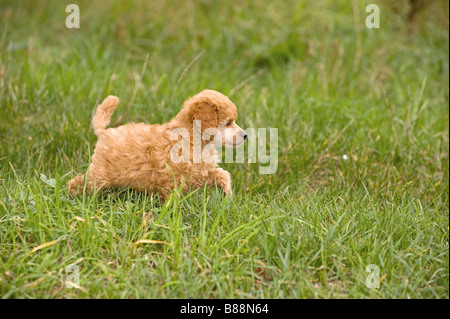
<box><xmin>68</xmin><ymin>90</ymin><xmax>246</xmax><ymax>201</ymax></box>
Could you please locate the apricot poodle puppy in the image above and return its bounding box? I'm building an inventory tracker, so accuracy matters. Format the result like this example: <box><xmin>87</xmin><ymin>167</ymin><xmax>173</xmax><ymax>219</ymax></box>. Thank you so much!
<box><xmin>68</xmin><ymin>90</ymin><xmax>247</xmax><ymax>201</ymax></box>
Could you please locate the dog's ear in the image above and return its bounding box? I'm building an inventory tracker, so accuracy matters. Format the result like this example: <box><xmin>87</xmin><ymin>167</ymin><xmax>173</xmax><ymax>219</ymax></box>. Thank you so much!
<box><xmin>191</xmin><ymin>102</ymin><xmax>217</xmax><ymax>131</ymax></box>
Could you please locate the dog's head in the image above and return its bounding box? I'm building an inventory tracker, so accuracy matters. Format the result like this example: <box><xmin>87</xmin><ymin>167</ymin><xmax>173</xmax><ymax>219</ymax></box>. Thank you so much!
<box><xmin>179</xmin><ymin>90</ymin><xmax>247</xmax><ymax>147</ymax></box>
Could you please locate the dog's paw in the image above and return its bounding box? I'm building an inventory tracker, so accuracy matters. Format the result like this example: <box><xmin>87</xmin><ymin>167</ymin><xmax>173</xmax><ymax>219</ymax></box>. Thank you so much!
<box><xmin>221</xmin><ymin>172</ymin><xmax>232</xmax><ymax>198</ymax></box>
<box><xmin>209</xmin><ymin>168</ymin><xmax>232</xmax><ymax>199</ymax></box>
<box><xmin>68</xmin><ymin>173</ymin><xmax>84</xmax><ymax>197</ymax></box>
<box><xmin>223</xmin><ymin>186</ymin><xmax>233</xmax><ymax>199</ymax></box>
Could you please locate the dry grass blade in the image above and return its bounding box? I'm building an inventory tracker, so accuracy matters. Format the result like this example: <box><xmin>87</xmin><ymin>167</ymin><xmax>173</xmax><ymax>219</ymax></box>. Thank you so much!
<box><xmin>31</xmin><ymin>240</ymin><xmax>59</xmax><ymax>253</ymax></box>
<box><xmin>133</xmin><ymin>239</ymin><xmax>170</xmax><ymax>245</ymax></box>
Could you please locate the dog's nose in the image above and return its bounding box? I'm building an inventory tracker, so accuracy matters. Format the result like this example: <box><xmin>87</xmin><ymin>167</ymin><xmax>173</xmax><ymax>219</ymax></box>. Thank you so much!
<box><xmin>242</xmin><ymin>132</ymin><xmax>247</xmax><ymax>140</ymax></box>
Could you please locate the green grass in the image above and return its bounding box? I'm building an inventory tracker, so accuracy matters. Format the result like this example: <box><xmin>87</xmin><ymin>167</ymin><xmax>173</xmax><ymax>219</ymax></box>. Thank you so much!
<box><xmin>0</xmin><ymin>0</ymin><xmax>448</xmax><ymax>298</ymax></box>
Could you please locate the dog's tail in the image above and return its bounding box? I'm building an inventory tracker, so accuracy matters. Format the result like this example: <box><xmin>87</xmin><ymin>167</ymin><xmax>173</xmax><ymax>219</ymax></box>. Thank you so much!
<box><xmin>91</xmin><ymin>95</ymin><xmax>119</xmax><ymax>135</ymax></box>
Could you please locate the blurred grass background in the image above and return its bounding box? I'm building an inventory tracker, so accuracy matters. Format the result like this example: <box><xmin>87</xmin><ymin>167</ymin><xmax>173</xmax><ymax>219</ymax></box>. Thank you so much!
<box><xmin>0</xmin><ymin>0</ymin><xmax>448</xmax><ymax>298</ymax></box>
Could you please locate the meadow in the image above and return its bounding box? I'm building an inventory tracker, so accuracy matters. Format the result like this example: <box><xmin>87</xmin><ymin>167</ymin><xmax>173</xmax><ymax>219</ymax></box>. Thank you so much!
<box><xmin>0</xmin><ymin>0</ymin><xmax>448</xmax><ymax>298</ymax></box>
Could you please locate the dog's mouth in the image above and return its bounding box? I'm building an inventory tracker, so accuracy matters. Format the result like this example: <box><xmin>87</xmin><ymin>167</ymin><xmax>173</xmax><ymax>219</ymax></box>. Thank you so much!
<box><xmin>224</xmin><ymin>138</ymin><xmax>246</xmax><ymax>148</ymax></box>
<box><xmin>224</xmin><ymin>141</ymin><xmax>237</xmax><ymax>148</ymax></box>
<box><xmin>207</xmin><ymin>127</ymin><xmax>247</xmax><ymax>148</ymax></box>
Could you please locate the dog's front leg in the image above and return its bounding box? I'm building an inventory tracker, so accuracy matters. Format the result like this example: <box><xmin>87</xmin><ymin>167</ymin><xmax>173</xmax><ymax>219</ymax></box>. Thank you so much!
<box><xmin>207</xmin><ymin>168</ymin><xmax>232</xmax><ymax>198</ymax></box>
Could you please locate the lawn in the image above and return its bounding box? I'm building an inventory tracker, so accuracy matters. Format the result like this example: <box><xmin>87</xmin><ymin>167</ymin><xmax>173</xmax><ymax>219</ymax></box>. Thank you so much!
<box><xmin>0</xmin><ymin>0</ymin><xmax>448</xmax><ymax>298</ymax></box>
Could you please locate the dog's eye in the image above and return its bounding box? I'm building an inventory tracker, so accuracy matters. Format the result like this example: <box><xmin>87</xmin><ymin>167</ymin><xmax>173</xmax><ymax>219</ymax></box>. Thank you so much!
<box><xmin>225</xmin><ymin>121</ymin><xmax>232</xmax><ymax>126</ymax></box>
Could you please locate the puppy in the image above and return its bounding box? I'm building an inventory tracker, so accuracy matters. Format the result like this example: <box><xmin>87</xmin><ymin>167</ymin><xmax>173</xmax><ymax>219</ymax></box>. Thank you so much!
<box><xmin>68</xmin><ymin>90</ymin><xmax>247</xmax><ymax>201</ymax></box>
